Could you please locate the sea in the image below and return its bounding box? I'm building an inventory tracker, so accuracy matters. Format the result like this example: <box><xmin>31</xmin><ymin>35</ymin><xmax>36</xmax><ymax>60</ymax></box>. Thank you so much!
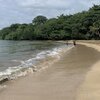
<box><xmin>0</xmin><ymin>40</ymin><xmax>73</xmax><ymax>84</ymax></box>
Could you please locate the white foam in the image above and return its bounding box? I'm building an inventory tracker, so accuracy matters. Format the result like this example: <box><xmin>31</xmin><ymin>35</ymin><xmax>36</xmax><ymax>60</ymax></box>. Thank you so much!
<box><xmin>0</xmin><ymin>44</ymin><xmax>74</xmax><ymax>83</ymax></box>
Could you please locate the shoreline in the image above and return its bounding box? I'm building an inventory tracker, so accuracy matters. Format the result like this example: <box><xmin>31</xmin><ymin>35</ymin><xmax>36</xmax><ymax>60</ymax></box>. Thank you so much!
<box><xmin>0</xmin><ymin>41</ymin><xmax>100</xmax><ymax>100</ymax></box>
<box><xmin>0</xmin><ymin>43</ymin><xmax>74</xmax><ymax>86</ymax></box>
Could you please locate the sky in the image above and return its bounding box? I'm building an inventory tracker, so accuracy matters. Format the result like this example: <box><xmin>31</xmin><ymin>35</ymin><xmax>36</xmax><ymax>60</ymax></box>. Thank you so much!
<box><xmin>0</xmin><ymin>0</ymin><xmax>100</xmax><ymax>29</ymax></box>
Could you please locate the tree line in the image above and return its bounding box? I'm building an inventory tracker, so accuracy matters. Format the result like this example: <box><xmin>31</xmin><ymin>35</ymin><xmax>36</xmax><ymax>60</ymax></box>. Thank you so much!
<box><xmin>0</xmin><ymin>5</ymin><xmax>100</xmax><ymax>40</ymax></box>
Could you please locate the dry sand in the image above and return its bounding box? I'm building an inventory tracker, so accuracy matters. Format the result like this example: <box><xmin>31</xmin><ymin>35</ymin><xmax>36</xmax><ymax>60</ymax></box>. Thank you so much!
<box><xmin>0</xmin><ymin>42</ymin><xmax>100</xmax><ymax>100</ymax></box>
<box><xmin>76</xmin><ymin>42</ymin><xmax>100</xmax><ymax>100</ymax></box>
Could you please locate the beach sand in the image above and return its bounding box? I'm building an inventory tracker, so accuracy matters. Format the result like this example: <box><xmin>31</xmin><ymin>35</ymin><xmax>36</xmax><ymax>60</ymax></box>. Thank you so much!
<box><xmin>0</xmin><ymin>42</ymin><xmax>100</xmax><ymax>100</ymax></box>
<box><xmin>76</xmin><ymin>42</ymin><xmax>100</xmax><ymax>100</ymax></box>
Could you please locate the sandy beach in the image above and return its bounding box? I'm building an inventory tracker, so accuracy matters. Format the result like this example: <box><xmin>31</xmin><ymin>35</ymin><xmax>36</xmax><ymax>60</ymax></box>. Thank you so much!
<box><xmin>77</xmin><ymin>41</ymin><xmax>100</xmax><ymax>100</ymax></box>
<box><xmin>0</xmin><ymin>41</ymin><xmax>100</xmax><ymax>100</ymax></box>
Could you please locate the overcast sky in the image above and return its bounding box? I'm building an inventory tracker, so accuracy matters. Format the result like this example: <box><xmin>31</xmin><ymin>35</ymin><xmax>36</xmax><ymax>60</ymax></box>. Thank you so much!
<box><xmin>0</xmin><ymin>0</ymin><xmax>100</xmax><ymax>29</ymax></box>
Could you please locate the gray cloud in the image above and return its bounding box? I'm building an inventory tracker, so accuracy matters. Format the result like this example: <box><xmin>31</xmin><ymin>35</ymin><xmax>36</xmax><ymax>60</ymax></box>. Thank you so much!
<box><xmin>0</xmin><ymin>0</ymin><xmax>100</xmax><ymax>29</ymax></box>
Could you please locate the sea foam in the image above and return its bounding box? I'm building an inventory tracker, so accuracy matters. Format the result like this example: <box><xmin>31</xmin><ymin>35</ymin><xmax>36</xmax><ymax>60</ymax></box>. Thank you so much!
<box><xmin>0</xmin><ymin>44</ymin><xmax>74</xmax><ymax>85</ymax></box>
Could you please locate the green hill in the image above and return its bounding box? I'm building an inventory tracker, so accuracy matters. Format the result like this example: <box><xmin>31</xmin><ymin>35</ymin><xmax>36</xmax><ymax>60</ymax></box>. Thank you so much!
<box><xmin>0</xmin><ymin>5</ymin><xmax>100</xmax><ymax>40</ymax></box>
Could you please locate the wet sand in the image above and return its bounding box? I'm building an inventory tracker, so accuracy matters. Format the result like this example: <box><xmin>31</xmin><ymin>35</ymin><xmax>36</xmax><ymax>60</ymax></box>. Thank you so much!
<box><xmin>0</xmin><ymin>43</ymin><xmax>100</xmax><ymax>100</ymax></box>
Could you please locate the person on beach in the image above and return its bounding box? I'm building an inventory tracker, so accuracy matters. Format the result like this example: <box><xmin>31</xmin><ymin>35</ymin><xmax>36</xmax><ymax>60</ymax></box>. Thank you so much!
<box><xmin>73</xmin><ymin>40</ymin><xmax>76</xmax><ymax>46</ymax></box>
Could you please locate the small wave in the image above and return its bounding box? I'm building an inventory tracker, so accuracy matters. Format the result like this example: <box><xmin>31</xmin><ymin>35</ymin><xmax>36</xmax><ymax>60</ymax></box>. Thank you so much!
<box><xmin>0</xmin><ymin>44</ymin><xmax>74</xmax><ymax>84</ymax></box>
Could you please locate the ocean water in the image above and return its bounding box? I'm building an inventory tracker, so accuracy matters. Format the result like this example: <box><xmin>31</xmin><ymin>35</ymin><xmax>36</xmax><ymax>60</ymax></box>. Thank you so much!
<box><xmin>0</xmin><ymin>40</ymin><xmax>73</xmax><ymax>83</ymax></box>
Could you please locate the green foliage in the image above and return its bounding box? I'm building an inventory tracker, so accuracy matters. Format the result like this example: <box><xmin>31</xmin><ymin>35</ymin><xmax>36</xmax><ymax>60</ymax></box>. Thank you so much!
<box><xmin>0</xmin><ymin>5</ymin><xmax>100</xmax><ymax>40</ymax></box>
<box><xmin>32</xmin><ymin>15</ymin><xmax>48</xmax><ymax>25</ymax></box>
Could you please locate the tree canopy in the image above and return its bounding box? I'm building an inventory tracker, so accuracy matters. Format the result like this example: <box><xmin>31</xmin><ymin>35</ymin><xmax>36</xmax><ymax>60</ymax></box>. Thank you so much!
<box><xmin>32</xmin><ymin>15</ymin><xmax>48</xmax><ymax>25</ymax></box>
<box><xmin>0</xmin><ymin>5</ymin><xmax>100</xmax><ymax>40</ymax></box>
